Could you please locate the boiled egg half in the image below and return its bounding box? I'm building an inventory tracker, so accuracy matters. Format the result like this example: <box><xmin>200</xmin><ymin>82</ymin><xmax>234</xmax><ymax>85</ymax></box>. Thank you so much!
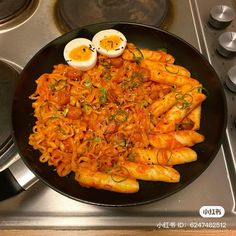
<box><xmin>63</xmin><ymin>38</ymin><xmax>97</xmax><ymax>71</ymax></box>
<box><xmin>92</xmin><ymin>29</ymin><xmax>127</xmax><ymax>58</ymax></box>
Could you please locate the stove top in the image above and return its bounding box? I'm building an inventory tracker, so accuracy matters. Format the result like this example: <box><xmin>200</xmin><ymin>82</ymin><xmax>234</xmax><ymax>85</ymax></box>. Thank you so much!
<box><xmin>0</xmin><ymin>0</ymin><xmax>31</xmax><ymax>23</ymax></box>
<box><xmin>57</xmin><ymin>0</ymin><xmax>168</xmax><ymax>30</ymax></box>
<box><xmin>0</xmin><ymin>0</ymin><xmax>235</xmax><ymax>230</ymax></box>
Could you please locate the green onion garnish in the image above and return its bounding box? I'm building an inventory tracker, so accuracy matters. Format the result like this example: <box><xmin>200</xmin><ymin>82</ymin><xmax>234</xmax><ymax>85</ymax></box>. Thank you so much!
<box><xmin>140</xmin><ymin>100</ymin><xmax>149</xmax><ymax>108</ymax></box>
<box><xmin>99</xmin><ymin>87</ymin><xmax>107</xmax><ymax>104</ymax></box>
<box><xmin>175</xmin><ymin>93</ymin><xmax>193</xmax><ymax>109</ymax></box>
<box><xmin>84</xmin><ymin>79</ymin><xmax>92</xmax><ymax>88</ymax></box>
<box><xmin>165</xmin><ymin>65</ymin><xmax>179</xmax><ymax>74</ymax></box>
<box><xmin>127</xmin><ymin>153</ymin><xmax>136</xmax><ymax>162</ymax></box>
<box><xmin>58</xmin><ymin>127</ymin><xmax>67</xmax><ymax>135</ymax></box>
<box><xmin>62</xmin><ymin>107</ymin><xmax>69</xmax><ymax>117</ymax></box>
<box><xmin>82</xmin><ymin>103</ymin><xmax>92</xmax><ymax>113</ymax></box>
<box><xmin>93</xmin><ymin>136</ymin><xmax>101</xmax><ymax>142</ymax></box>
<box><xmin>113</xmin><ymin>110</ymin><xmax>128</xmax><ymax>123</ymax></box>
<box><xmin>110</xmin><ymin>166</ymin><xmax>129</xmax><ymax>183</ymax></box>
<box><xmin>159</xmin><ymin>48</ymin><xmax>167</xmax><ymax>53</ymax></box>
<box><xmin>49</xmin><ymin>79</ymin><xmax>67</xmax><ymax>91</ymax></box>
<box><xmin>128</xmin><ymin>47</ymin><xmax>144</xmax><ymax>63</ymax></box>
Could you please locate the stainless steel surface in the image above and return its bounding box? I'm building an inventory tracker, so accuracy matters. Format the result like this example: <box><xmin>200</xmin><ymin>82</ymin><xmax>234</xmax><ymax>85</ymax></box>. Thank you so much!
<box><xmin>0</xmin><ymin>1</ymin><xmax>61</xmax><ymax>66</ymax></box>
<box><xmin>9</xmin><ymin>158</ymin><xmax>38</xmax><ymax>190</ymax></box>
<box><xmin>196</xmin><ymin>0</ymin><xmax>236</xmax><ymax>188</ymax></box>
<box><xmin>209</xmin><ymin>5</ymin><xmax>235</xmax><ymax>28</ymax></box>
<box><xmin>0</xmin><ymin>148</ymin><xmax>20</xmax><ymax>172</ymax></box>
<box><xmin>0</xmin><ymin>0</ymin><xmax>235</xmax><ymax>230</ymax></box>
<box><xmin>226</xmin><ymin>65</ymin><xmax>236</xmax><ymax>92</ymax></box>
<box><xmin>217</xmin><ymin>31</ymin><xmax>236</xmax><ymax>57</ymax></box>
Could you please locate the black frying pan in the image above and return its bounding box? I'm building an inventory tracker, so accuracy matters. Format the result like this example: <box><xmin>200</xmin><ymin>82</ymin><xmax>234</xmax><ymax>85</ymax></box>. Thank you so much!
<box><xmin>12</xmin><ymin>22</ymin><xmax>227</xmax><ymax>206</ymax></box>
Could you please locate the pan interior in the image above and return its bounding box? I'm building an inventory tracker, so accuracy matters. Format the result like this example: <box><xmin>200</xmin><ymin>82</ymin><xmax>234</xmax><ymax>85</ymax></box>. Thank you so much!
<box><xmin>12</xmin><ymin>23</ymin><xmax>226</xmax><ymax>206</ymax></box>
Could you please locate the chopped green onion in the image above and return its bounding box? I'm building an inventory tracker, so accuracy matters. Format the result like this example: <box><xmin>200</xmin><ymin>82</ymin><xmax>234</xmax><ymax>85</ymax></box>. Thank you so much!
<box><xmin>99</xmin><ymin>87</ymin><xmax>107</xmax><ymax>104</ymax></box>
<box><xmin>140</xmin><ymin>100</ymin><xmax>149</xmax><ymax>108</ymax></box>
<box><xmin>99</xmin><ymin>95</ymin><xmax>107</xmax><ymax>104</ymax></box>
<box><xmin>133</xmin><ymin>56</ymin><xmax>142</xmax><ymax>63</ymax></box>
<box><xmin>121</xmin><ymin>71</ymin><xmax>144</xmax><ymax>89</ymax></box>
<box><xmin>58</xmin><ymin>127</ymin><xmax>67</xmax><ymax>135</ymax></box>
<box><xmin>128</xmin><ymin>47</ymin><xmax>144</xmax><ymax>63</ymax></box>
<box><xmin>175</xmin><ymin>93</ymin><xmax>193</xmax><ymax>109</ymax></box>
<box><xmin>105</xmin><ymin>73</ymin><xmax>112</xmax><ymax>81</ymax></box>
<box><xmin>113</xmin><ymin>110</ymin><xmax>128</xmax><ymax>123</ymax></box>
<box><xmin>176</xmin><ymin>100</ymin><xmax>191</xmax><ymax>109</ymax></box>
<box><xmin>195</xmin><ymin>86</ymin><xmax>209</xmax><ymax>96</ymax></box>
<box><xmin>135</xmin><ymin>47</ymin><xmax>144</xmax><ymax>60</ymax></box>
<box><xmin>48</xmin><ymin>81</ymin><xmax>57</xmax><ymax>90</ymax></box>
<box><xmin>110</xmin><ymin>166</ymin><xmax>129</xmax><ymax>183</ymax></box>
<box><xmin>127</xmin><ymin>153</ymin><xmax>136</xmax><ymax>162</ymax></box>
<box><xmin>49</xmin><ymin>79</ymin><xmax>67</xmax><ymax>91</ymax></box>
<box><xmin>165</xmin><ymin>65</ymin><xmax>179</xmax><ymax>74</ymax></box>
<box><xmin>182</xmin><ymin>94</ymin><xmax>193</xmax><ymax>103</ymax></box>
<box><xmin>131</xmin><ymin>71</ymin><xmax>144</xmax><ymax>81</ymax></box>
<box><xmin>39</xmin><ymin>102</ymin><xmax>57</xmax><ymax>121</ymax></box>
<box><xmin>62</xmin><ymin>107</ymin><xmax>69</xmax><ymax>117</ymax></box>
<box><xmin>100</xmin><ymin>60</ymin><xmax>111</xmax><ymax>69</ymax></box>
<box><xmin>55</xmin><ymin>80</ymin><xmax>66</xmax><ymax>91</ymax></box>
<box><xmin>182</xmin><ymin>100</ymin><xmax>191</xmax><ymax>109</ymax></box>
<box><xmin>118</xmin><ymin>139</ymin><xmax>126</xmax><ymax>147</ymax></box>
<box><xmin>84</xmin><ymin>79</ymin><xmax>92</xmax><ymax>88</ymax></box>
<box><xmin>93</xmin><ymin>136</ymin><xmax>101</xmax><ymax>142</ymax></box>
<box><xmin>159</xmin><ymin>48</ymin><xmax>167</xmax><ymax>53</ymax></box>
<box><xmin>166</xmin><ymin>150</ymin><xmax>173</xmax><ymax>163</ymax></box>
<box><xmin>101</xmin><ymin>65</ymin><xmax>112</xmax><ymax>81</ymax></box>
<box><xmin>47</xmin><ymin>116</ymin><xmax>58</xmax><ymax>120</ymax></box>
<box><xmin>82</xmin><ymin>103</ymin><xmax>92</xmax><ymax>113</ymax></box>
<box><xmin>202</xmin><ymin>87</ymin><xmax>209</xmax><ymax>96</ymax></box>
<box><xmin>175</xmin><ymin>92</ymin><xmax>183</xmax><ymax>100</ymax></box>
<box><xmin>108</xmin><ymin>114</ymin><xmax>115</xmax><ymax>121</ymax></box>
<box><xmin>99</xmin><ymin>87</ymin><xmax>107</xmax><ymax>94</ymax></box>
<box><xmin>110</xmin><ymin>173</ymin><xmax>127</xmax><ymax>183</ymax></box>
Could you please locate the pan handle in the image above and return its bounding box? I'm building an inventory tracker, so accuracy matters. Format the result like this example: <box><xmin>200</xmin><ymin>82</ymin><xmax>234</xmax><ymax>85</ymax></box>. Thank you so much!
<box><xmin>0</xmin><ymin>137</ymin><xmax>20</xmax><ymax>172</ymax></box>
<box><xmin>8</xmin><ymin>158</ymin><xmax>38</xmax><ymax>190</ymax></box>
<box><xmin>0</xmin><ymin>168</ymin><xmax>23</xmax><ymax>201</ymax></box>
<box><xmin>0</xmin><ymin>159</ymin><xmax>38</xmax><ymax>201</ymax></box>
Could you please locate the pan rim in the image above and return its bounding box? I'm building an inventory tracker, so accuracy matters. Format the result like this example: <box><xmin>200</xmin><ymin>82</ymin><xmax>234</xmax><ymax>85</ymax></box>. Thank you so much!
<box><xmin>12</xmin><ymin>21</ymin><xmax>228</xmax><ymax>207</ymax></box>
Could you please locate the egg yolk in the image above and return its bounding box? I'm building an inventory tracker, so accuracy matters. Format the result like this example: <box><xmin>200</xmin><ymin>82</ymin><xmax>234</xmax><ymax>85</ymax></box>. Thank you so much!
<box><xmin>69</xmin><ymin>45</ymin><xmax>92</xmax><ymax>61</ymax></box>
<box><xmin>100</xmin><ymin>35</ymin><xmax>121</xmax><ymax>51</ymax></box>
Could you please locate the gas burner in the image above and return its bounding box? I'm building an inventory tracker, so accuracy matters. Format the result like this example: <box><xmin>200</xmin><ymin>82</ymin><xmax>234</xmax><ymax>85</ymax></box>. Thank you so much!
<box><xmin>0</xmin><ymin>60</ymin><xmax>19</xmax><ymax>171</ymax></box>
<box><xmin>0</xmin><ymin>0</ymin><xmax>31</xmax><ymax>24</ymax></box>
<box><xmin>0</xmin><ymin>0</ymin><xmax>39</xmax><ymax>32</ymax></box>
<box><xmin>57</xmin><ymin>0</ymin><xmax>169</xmax><ymax>31</ymax></box>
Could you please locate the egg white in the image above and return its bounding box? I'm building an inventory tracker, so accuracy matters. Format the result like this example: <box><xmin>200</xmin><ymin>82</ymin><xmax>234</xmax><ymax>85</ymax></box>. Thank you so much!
<box><xmin>92</xmin><ymin>29</ymin><xmax>127</xmax><ymax>58</ymax></box>
<box><xmin>63</xmin><ymin>38</ymin><xmax>97</xmax><ymax>71</ymax></box>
